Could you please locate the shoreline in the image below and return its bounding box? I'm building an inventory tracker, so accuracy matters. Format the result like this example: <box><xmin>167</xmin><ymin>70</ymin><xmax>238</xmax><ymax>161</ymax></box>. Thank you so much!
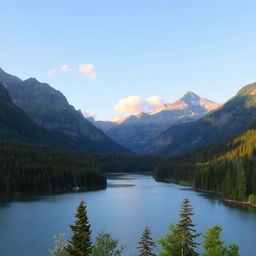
<box><xmin>155</xmin><ymin>177</ymin><xmax>256</xmax><ymax>208</ymax></box>
<box><xmin>0</xmin><ymin>185</ymin><xmax>107</xmax><ymax>200</ymax></box>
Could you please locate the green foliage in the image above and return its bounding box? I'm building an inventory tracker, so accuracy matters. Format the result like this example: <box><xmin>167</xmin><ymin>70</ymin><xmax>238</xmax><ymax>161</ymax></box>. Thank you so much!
<box><xmin>92</xmin><ymin>231</ymin><xmax>125</xmax><ymax>256</ymax></box>
<box><xmin>157</xmin><ymin>223</ymin><xmax>181</xmax><ymax>256</ymax></box>
<box><xmin>248</xmin><ymin>194</ymin><xmax>256</xmax><ymax>205</ymax></box>
<box><xmin>158</xmin><ymin>199</ymin><xmax>200</xmax><ymax>256</ymax></box>
<box><xmin>66</xmin><ymin>200</ymin><xmax>92</xmax><ymax>256</ymax></box>
<box><xmin>225</xmin><ymin>244</ymin><xmax>240</xmax><ymax>256</ymax></box>
<box><xmin>202</xmin><ymin>226</ymin><xmax>226</xmax><ymax>256</ymax></box>
<box><xmin>0</xmin><ymin>142</ymin><xmax>107</xmax><ymax>195</ymax></box>
<box><xmin>137</xmin><ymin>226</ymin><xmax>156</xmax><ymax>256</ymax></box>
<box><xmin>51</xmin><ymin>199</ymin><xmax>242</xmax><ymax>256</ymax></box>
<box><xmin>96</xmin><ymin>154</ymin><xmax>162</xmax><ymax>173</ymax></box>
<box><xmin>0</xmin><ymin>140</ymin><xmax>163</xmax><ymax>195</ymax></box>
<box><xmin>154</xmin><ymin>128</ymin><xmax>256</xmax><ymax>203</ymax></box>
<box><xmin>177</xmin><ymin>199</ymin><xmax>200</xmax><ymax>256</ymax></box>
<box><xmin>202</xmin><ymin>226</ymin><xmax>240</xmax><ymax>256</ymax></box>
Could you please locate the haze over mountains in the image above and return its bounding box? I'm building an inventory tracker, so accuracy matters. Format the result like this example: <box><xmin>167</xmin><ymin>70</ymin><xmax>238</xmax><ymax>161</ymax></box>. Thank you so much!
<box><xmin>0</xmin><ymin>68</ymin><xmax>131</xmax><ymax>154</ymax></box>
<box><xmin>91</xmin><ymin>92</ymin><xmax>221</xmax><ymax>153</ymax></box>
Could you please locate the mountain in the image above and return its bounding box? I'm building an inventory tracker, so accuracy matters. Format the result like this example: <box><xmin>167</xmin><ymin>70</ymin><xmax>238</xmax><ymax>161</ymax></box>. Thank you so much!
<box><xmin>151</xmin><ymin>82</ymin><xmax>256</xmax><ymax>156</ymax></box>
<box><xmin>150</xmin><ymin>91</ymin><xmax>221</xmax><ymax>115</ymax></box>
<box><xmin>0</xmin><ymin>68</ymin><xmax>132</xmax><ymax>154</ymax></box>
<box><xmin>0</xmin><ymin>82</ymin><xmax>72</xmax><ymax>146</ymax></box>
<box><xmin>89</xmin><ymin>118</ymin><xmax>117</xmax><ymax>131</ymax></box>
<box><xmin>92</xmin><ymin>92</ymin><xmax>221</xmax><ymax>154</ymax></box>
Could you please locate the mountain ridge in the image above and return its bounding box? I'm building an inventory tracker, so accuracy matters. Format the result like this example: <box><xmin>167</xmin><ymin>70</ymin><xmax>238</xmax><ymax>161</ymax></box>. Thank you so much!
<box><xmin>0</xmin><ymin>82</ymin><xmax>74</xmax><ymax>147</ymax></box>
<box><xmin>91</xmin><ymin>91</ymin><xmax>221</xmax><ymax>153</ymax></box>
<box><xmin>0</xmin><ymin>68</ymin><xmax>132</xmax><ymax>154</ymax></box>
<box><xmin>150</xmin><ymin>82</ymin><xmax>256</xmax><ymax>156</ymax></box>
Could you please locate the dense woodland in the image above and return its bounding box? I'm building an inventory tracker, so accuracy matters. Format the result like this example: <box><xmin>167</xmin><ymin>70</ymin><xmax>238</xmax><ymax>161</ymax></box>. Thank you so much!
<box><xmin>0</xmin><ymin>141</ymin><xmax>161</xmax><ymax>196</ymax></box>
<box><xmin>0</xmin><ymin>142</ymin><xmax>107</xmax><ymax>195</ymax></box>
<box><xmin>154</xmin><ymin>128</ymin><xmax>256</xmax><ymax>205</ymax></box>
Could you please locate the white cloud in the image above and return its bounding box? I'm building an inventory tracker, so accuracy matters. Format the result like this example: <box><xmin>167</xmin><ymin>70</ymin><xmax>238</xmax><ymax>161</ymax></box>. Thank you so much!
<box><xmin>79</xmin><ymin>64</ymin><xmax>97</xmax><ymax>80</ymax></box>
<box><xmin>47</xmin><ymin>69</ymin><xmax>56</xmax><ymax>76</ymax></box>
<box><xmin>114</xmin><ymin>95</ymin><xmax>164</xmax><ymax>116</ymax></box>
<box><xmin>60</xmin><ymin>64</ymin><xmax>71</xmax><ymax>72</ymax></box>
<box><xmin>114</xmin><ymin>95</ymin><xmax>143</xmax><ymax>115</ymax></box>
<box><xmin>145</xmin><ymin>96</ymin><xmax>164</xmax><ymax>112</ymax></box>
<box><xmin>146</xmin><ymin>96</ymin><xmax>163</xmax><ymax>106</ymax></box>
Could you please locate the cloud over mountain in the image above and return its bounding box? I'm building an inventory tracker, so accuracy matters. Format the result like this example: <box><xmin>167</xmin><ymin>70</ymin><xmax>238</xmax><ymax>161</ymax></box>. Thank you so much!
<box><xmin>114</xmin><ymin>95</ymin><xmax>164</xmax><ymax>116</ymax></box>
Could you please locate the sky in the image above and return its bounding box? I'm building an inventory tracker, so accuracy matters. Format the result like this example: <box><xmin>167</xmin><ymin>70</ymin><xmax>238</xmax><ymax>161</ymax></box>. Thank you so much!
<box><xmin>1</xmin><ymin>0</ymin><xmax>256</xmax><ymax>120</ymax></box>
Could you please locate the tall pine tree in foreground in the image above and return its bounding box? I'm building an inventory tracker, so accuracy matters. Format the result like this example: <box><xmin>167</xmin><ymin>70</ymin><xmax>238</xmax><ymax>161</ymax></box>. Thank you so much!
<box><xmin>137</xmin><ymin>226</ymin><xmax>156</xmax><ymax>256</ymax></box>
<box><xmin>66</xmin><ymin>200</ymin><xmax>92</xmax><ymax>256</ymax></box>
<box><xmin>177</xmin><ymin>198</ymin><xmax>200</xmax><ymax>256</ymax></box>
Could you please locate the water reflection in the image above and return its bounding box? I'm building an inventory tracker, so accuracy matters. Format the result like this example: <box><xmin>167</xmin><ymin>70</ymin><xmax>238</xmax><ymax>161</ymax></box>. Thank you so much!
<box><xmin>0</xmin><ymin>173</ymin><xmax>256</xmax><ymax>256</ymax></box>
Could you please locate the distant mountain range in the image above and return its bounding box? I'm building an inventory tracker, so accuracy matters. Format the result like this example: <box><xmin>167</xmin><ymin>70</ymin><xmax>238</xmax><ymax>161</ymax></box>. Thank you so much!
<box><xmin>150</xmin><ymin>82</ymin><xmax>256</xmax><ymax>156</ymax></box>
<box><xmin>2</xmin><ymin>67</ymin><xmax>256</xmax><ymax>159</ymax></box>
<box><xmin>0</xmin><ymin>68</ymin><xmax>132</xmax><ymax>154</ymax></box>
<box><xmin>90</xmin><ymin>92</ymin><xmax>221</xmax><ymax>153</ymax></box>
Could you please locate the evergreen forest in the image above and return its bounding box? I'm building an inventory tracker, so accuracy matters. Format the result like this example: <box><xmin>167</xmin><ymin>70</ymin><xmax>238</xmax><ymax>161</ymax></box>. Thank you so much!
<box><xmin>0</xmin><ymin>141</ymin><xmax>161</xmax><ymax>196</ymax></box>
<box><xmin>154</xmin><ymin>128</ymin><xmax>256</xmax><ymax>205</ymax></box>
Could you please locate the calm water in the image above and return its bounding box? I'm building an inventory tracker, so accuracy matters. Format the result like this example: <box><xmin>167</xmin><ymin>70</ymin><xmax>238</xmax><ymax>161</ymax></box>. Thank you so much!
<box><xmin>0</xmin><ymin>173</ymin><xmax>256</xmax><ymax>256</ymax></box>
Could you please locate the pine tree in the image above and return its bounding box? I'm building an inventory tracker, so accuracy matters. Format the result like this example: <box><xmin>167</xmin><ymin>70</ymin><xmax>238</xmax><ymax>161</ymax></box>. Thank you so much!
<box><xmin>236</xmin><ymin>167</ymin><xmax>246</xmax><ymax>201</ymax></box>
<box><xmin>66</xmin><ymin>200</ymin><xmax>92</xmax><ymax>256</ymax></box>
<box><xmin>137</xmin><ymin>226</ymin><xmax>156</xmax><ymax>256</ymax></box>
<box><xmin>177</xmin><ymin>198</ymin><xmax>200</xmax><ymax>256</ymax></box>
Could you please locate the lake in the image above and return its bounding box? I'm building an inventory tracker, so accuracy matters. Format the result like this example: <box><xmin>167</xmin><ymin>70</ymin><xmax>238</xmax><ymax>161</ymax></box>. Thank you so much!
<box><xmin>0</xmin><ymin>173</ymin><xmax>255</xmax><ymax>256</ymax></box>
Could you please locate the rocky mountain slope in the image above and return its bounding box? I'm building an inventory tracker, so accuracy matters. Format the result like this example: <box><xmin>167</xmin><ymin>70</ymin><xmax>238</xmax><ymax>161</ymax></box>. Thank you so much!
<box><xmin>0</xmin><ymin>82</ymin><xmax>73</xmax><ymax>146</ymax></box>
<box><xmin>151</xmin><ymin>82</ymin><xmax>256</xmax><ymax>156</ymax></box>
<box><xmin>92</xmin><ymin>92</ymin><xmax>221</xmax><ymax>154</ymax></box>
<box><xmin>0</xmin><ymin>68</ymin><xmax>132</xmax><ymax>154</ymax></box>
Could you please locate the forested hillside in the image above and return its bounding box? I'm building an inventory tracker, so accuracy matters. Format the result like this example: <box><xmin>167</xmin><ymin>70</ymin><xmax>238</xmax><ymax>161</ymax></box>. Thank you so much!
<box><xmin>0</xmin><ymin>142</ymin><xmax>161</xmax><ymax>196</ymax></box>
<box><xmin>154</xmin><ymin>127</ymin><xmax>256</xmax><ymax>205</ymax></box>
<box><xmin>0</xmin><ymin>142</ymin><xmax>107</xmax><ymax>195</ymax></box>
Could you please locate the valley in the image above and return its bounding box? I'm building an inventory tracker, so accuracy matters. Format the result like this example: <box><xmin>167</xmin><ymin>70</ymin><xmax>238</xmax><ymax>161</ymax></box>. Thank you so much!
<box><xmin>1</xmin><ymin>68</ymin><xmax>256</xmax><ymax>256</ymax></box>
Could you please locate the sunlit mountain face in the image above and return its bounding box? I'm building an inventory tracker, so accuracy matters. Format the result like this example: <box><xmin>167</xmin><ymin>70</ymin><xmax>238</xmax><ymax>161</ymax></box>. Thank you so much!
<box><xmin>90</xmin><ymin>92</ymin><xmax>221</xmax><ymax>154</ymax></box>
<box><xmin>150</xmin><ymin>82</ymin><xmax>256</xmax><ymax>156</ymax></box>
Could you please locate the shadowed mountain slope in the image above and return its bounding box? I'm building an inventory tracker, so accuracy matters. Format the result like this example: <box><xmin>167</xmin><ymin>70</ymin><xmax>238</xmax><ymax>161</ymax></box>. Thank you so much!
<box><xmin>0</xmin><ymin>68</ymin><xmax>132</xmax><ymax>154</ymax></box>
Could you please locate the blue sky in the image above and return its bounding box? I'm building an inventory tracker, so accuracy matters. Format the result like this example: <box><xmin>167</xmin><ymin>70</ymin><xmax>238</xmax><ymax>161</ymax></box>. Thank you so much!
<box><xmin>1</xmin><ymin>0</ymin><xmax>256</xmax><ymax>120</ymax></box>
